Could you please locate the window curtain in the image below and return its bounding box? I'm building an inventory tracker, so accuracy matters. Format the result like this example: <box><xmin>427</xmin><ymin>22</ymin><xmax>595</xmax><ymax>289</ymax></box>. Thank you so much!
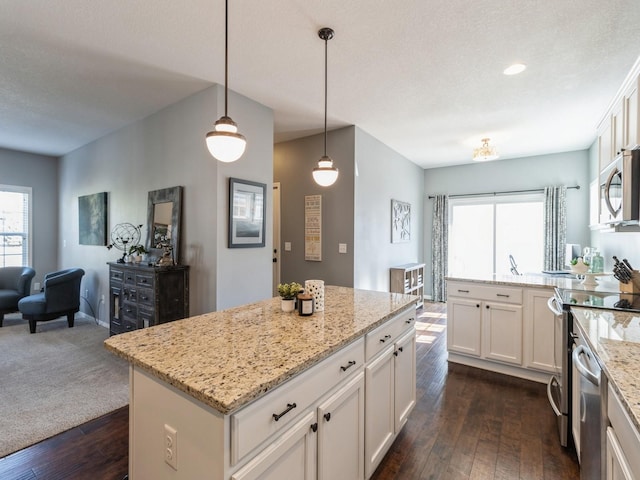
<box><xmin>543</xmin><ymin>186</ymin><xmax>567</xmax><ymax>271</ymax></box>
<box><xmin>431</xmin><ymin>194</ymin><xmax>448</xmax><ymax>302</ymax></box>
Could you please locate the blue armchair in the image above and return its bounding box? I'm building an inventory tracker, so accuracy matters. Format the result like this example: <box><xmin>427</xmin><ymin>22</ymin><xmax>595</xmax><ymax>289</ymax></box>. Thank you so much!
<box><xmin>18</xmin><ymin>268</ymin><xmax>85</xmax><ymax>333</ymax></box>
<box><xmin>0</xmin><ymin>266</ymin><xmax>36</xmax><ymax>327</ymax></box>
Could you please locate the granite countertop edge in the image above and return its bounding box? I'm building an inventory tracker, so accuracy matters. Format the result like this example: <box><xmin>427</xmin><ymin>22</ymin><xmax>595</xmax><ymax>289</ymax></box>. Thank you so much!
<box><xmin>105</xmin><ymin>287</ymin><xmax>418</xmax><ymax>415</ymax></box>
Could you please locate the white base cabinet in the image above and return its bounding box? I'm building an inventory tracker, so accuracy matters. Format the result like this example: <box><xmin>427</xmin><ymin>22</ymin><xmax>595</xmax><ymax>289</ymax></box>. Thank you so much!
<box><xmin>447</xmin><ymin>281</ymin><xmax>558</xmax><ymax>382</ymax></box>
<box><xmin>128</xmin><ymin>306</ymin><xmax>416</xmax><ymax>480</ymax></box>
<box><xmin>606</xmin><ymin>384</ymin><xmax>640</xmax><ymax>480</ymax></box>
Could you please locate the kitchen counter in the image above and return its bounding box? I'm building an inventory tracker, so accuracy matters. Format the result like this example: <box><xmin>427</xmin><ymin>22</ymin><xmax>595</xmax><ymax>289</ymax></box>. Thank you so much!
<box><xmin>447</xmin><ymin>272</ymin><xmax>619</xmax><ymax>291</ymax></box>
<box><xmin>571</xmin><ymin>307</ymin><xmax>640</xmax><ymax>433</ymax></box>
<box><xmin>104</xmin><ymin>285</ymin><xmax>418</xmax><ymax>414</ymax></box>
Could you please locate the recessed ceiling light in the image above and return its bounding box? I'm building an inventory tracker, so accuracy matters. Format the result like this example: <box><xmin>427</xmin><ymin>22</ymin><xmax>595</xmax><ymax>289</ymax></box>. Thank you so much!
<box><xmin>503</xmin><ymin>63</ymin><xmax>526</xmax><ymax>75</ymax></box>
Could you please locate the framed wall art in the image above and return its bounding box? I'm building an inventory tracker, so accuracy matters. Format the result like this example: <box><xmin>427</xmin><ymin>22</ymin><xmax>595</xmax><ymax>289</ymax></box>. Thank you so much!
<box><xmin>229</xmin><ymin>178</ymin><xmax>266</xmax><ymax>248</ymax></box>
<box><xmin>391</xmin><ymin>199</ymin><xmax>411</xmax><ymax>243</ymax></box>
<box><xmin>78</xmin><ymin>192</ymin><xmax>108</xmax><ymax>246</ymax></box>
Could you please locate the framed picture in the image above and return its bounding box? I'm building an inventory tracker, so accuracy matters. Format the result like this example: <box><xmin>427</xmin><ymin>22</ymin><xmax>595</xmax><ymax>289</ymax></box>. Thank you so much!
<box><xmin>78</xmin><ymin>192</ymin><xmax>108</xmax><ymax>246</ymax></box>
<box><xmin>391</xmin><ymin>199</ymin><xmax>411</xmax><ymax>243</ymax></box>
<box><xmin>229</xmin><ymin>178</ymin><xmax>266</xmax><ymax>248</ymax></box>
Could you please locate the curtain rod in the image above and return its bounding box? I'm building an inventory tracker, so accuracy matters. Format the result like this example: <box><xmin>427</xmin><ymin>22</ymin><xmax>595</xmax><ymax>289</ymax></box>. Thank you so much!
<box><xmin>427</xmin><ymin>185</ymin><xmax>580</xmax><ymax>199</ymax></box>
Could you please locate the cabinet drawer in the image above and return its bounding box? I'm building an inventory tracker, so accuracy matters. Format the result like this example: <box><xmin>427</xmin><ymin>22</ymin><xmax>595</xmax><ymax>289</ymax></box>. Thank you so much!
<box><xmin>121</xmin><ymin>302</ymin><xmax>137</xmax><ymax>320</ymax></box>
<box><xmin>448</xmin><ymin>281</ymin><xmax>522</xmax><ymax>304</ymax></box>
<box><xmin>110</xmin><ymin>268</ymin><xmax>124</xmax><ymax>282</ymax></box>
<box><xmin>136</xmin><ymin>287</ymin><xmax>154</xmax><ymax>307</ymax></box>
<box><xmin>136</xmin><ymin>273</ymin><xmax>154</xmax><ymax>289</ymax></box>
<box><xmin>123</xmin><ymin>270</ymin><xmax>136</xmax><ymax>285</ymax></box>
<box><xmin>230</xmin><ymin>337</ymin><xmax>364</xmax><ymax>466</ymax></box>
<box><xmin>365</xmin><ymin>307</ymin><xmax>416</xmax><ymax>361</ymax></box>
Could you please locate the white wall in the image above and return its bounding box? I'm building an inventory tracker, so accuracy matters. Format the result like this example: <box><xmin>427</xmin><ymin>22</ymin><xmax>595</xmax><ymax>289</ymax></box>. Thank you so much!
<box><xmin>354</xmin><ymin>128</ymin><xmax>424</xmax><ymax>292</ymax></box>
<box><xmin>59</xmin><ymin>84</ymin><xmax>273</xmax><ymax>319</ymax></box>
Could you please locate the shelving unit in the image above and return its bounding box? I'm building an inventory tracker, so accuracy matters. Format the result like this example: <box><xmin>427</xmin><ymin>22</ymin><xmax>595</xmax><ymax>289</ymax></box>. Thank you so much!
<box><xmin>390</xmin><ymin>263</ymin><xmax>425</xmax><ymax>308</ymax></box>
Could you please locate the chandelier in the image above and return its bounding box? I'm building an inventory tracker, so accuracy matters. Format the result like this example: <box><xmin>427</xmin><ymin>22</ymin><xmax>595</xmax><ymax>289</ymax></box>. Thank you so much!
<box><xmin>472</xmin><ymin>138</ymin><xmax>499</xmax><ymax>162</ymax></box>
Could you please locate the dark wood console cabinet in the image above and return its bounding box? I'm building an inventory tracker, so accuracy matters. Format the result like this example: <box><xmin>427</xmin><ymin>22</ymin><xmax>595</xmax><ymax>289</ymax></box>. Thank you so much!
<box><xmin>108</xmin><ymin>262</ymin><xmax>189</xmax><ymax>336</ymax></box>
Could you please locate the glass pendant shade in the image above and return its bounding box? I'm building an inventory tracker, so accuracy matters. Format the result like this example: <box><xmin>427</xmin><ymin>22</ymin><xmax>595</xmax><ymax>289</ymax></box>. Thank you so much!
<box><xmin>312</xmin><ymin>155</ymin><xmax>339</xmax><ymax>186</ymax></box>
<box><xmin>472</xmin><ymin>138</ymin><xmax>499</xmax><ymax>162</ymax></box>
<box><xmin>206</xmin><ymin>116</ymin><xmax>246</xmax><ymax>163</ymax></box>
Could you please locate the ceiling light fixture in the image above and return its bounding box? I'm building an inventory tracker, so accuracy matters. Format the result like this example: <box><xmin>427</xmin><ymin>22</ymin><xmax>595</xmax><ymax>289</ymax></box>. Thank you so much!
<box><xmin>503</xmin><ymin>63</ymin><xmax>526</xmax><ymax>75</ymax></box>
<box><xmin>205</xmin><ymin>0</ymin><xmax>246</xmax><ymax>163</ymax></box>
<box><xmin>472</xmin><ymin>138</ymin><xmax>499</xmax><ymax>162</ymax></box>
<box><xmin>312</xmin><ymin>27</ymin><xmax>339</xmax><ymax>187</ymax></box>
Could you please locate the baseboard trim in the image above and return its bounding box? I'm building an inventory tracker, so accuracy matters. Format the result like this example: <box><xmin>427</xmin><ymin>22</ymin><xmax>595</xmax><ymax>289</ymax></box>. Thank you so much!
<box><xmin>76</xmin><ymin>311</ymin><xmax>109</xmax><ymax>329</ymax></box>
<box><xmin>447</xmin><ymin>352</ymin><xmax>552</xmax><ymax>384</ymax></box>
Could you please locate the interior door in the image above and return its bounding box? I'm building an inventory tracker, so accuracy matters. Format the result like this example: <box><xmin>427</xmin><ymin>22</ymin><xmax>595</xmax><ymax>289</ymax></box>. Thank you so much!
<box><xmin>272</xmin><ymin>183</ymin><xmax>281</xmax><ymax>297</ymax></box>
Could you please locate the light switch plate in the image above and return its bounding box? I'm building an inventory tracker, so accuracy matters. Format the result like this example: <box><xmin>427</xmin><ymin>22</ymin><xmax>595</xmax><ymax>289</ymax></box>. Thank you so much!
<box><xmin>339</xmin><ymin>243</ymin><xmax>347</xmax><ymax>254</ymax></box>
<box><xmin>284</xmin><ymin>242</ymin><xmax>292</xmax><ymax>251</ymax></box>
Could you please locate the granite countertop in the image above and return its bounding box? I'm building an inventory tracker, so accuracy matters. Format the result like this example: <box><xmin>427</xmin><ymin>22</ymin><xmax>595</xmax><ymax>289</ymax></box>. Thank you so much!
<box><xmin>446</xmin><ymin>273</ymin><xmax>617</xmax><ymax>290</ymax></box>
<box><xmin>571</xmin><ymin>307</ymin><xmax>640</xmax><ymax>433</ymax></box>
<box><xmin>104</xmin><ymin>286</ymin><xmax>418</xmax><ymax>415</ymax></box>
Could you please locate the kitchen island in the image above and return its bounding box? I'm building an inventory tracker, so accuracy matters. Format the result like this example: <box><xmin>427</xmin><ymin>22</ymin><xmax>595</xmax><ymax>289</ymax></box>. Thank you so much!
<box><xmin>445</xmin><ymin>273</ymin><xmax>614</xmax><ymax>382</ymax></box>
<box><xmin>105</xmin><ymin>286</ymin><xmax>419</xmax><ymax>480</ymax></box>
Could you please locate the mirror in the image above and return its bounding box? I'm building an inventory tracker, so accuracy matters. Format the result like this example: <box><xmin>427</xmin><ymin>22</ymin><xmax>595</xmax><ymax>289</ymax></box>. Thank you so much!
<box><xmin>146</xmin><ymin>186</ymin><xmax>183</xmax><ymax>265</ymax></box>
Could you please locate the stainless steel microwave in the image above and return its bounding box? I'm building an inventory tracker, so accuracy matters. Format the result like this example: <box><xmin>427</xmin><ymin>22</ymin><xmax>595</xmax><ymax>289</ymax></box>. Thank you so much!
<box><xmin>600</xmin><ymin>149</ymin><xmax>640</xmax><ymax>225</ymax></box>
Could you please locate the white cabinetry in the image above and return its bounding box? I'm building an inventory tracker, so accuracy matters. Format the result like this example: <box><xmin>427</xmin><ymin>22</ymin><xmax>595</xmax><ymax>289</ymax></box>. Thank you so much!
<box><xmin>129</xmin><ymin>305</ymin><xmax>416</xmax><ymax>480</ymax></box>
<box><xmin>523</xmin><ymin>288</ymin><xmax>560</xmax><ymax>373</ymax></box>
<box><xmin>364</xmin><ymin>314</ymin><xmax>417</xmax><ymax>479</ymax></box>
<box><xmin>447</xmin><ymin>281</ymin><xmax>558</xmax><ymax>382</ymax></box>
<box><xmin>447</xmin><ymin>281</ymin><xmax>522</xmax><ymax>366</ymax></box>
<box><xmin>606</xmin><ymin>384</ymin><xmax>640</xmax><ymax>480</ymax></box>
<box><xmin>623</xmin><ymin>74</ymin><xmax>640</xmax><ymax>150</ymax></box>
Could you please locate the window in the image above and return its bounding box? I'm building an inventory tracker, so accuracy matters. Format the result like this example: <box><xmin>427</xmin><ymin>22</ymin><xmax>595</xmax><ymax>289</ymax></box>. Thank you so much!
<box><xmin>0</xmin><ymin>185</ymin><xmax>31</xmax><ymax>267</ymax></box>
<box><xmin>448</xmin><ymin>193</ymin><xmax>544</xmax><ymax>277</ymax></box>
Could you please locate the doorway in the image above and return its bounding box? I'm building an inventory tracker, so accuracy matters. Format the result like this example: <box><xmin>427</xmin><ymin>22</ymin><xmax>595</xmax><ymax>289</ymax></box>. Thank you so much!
<box><xmin>272</xmin><ymin>183</ymin><xmax>281</xmax><ymax>296</ymax></box>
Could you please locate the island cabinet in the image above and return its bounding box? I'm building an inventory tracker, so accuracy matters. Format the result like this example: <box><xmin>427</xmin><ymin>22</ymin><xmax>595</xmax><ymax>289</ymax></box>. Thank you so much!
<box><xmin>108</xmin><ymin>262</ymin><xmax>189</xmax><ymax>336</ymax></box>
<box><xmin>446</xmin><ymin>280</ymin><xmax>558</xmax><ymax>382</ymax></box>
<box><xmin>606</xmin><ymin>384</ymin><xmax>640</xmax><ymax>480</ymax></box>
<box><xmin>104</xmin><ymin>288</ymin><xmax>418</xmax><ymax>480</ymax></box>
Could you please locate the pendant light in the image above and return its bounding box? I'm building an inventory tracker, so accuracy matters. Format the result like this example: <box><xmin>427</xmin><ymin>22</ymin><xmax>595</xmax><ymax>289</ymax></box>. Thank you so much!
<box><xmin>312</xmin><ymin>27</ymin><xmax>339</xmax><ymax>187</ymax></box>
<box><xmin>205</xmin><ymin>0</ymin><xmax>246</xmax><ymax>163</ymax></box>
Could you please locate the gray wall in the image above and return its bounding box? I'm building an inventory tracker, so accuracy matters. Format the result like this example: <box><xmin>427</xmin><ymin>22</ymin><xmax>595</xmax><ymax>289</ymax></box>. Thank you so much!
<box><xmin>0</xmin><ymin>148</ymin><xmax>59</xmax><ymax>290</ymax></box>
<box><xmin>423</xmin><ymin>150</ymin><xmax>591</xmax><ymax>297</ymax></box>
<box><xmin>58</xmin><ymin>84</ymin><xmax>273</xmax><ymax>320</ymax></box>
<box><xmin>354</xmin><ymin>128</ymin><xmax>424</xmax><ymax>292</ymax></box>
<box><xmin>274</xmin><ymin>127</ymin><xmax>356</xmax><ymax>287</ymax></box>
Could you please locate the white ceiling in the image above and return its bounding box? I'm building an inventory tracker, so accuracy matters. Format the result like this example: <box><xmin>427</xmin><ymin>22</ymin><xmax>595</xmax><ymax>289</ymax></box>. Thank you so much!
<box><xmin>2</xmin><ymin>0</ymin><xmax>640</xmax><ymax>169</ymax></box>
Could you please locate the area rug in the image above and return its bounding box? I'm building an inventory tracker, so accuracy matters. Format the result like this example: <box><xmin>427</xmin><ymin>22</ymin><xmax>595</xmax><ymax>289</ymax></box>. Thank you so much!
<box><xmin>0</xmin><ymin>313</ymin><xmax>129</xmax><ymax>458</ymax></box>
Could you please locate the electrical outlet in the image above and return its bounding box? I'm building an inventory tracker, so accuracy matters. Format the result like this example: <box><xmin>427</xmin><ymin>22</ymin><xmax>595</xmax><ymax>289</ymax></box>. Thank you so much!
<box><xmin>164</xmin><ymin>424</ymin><xmax>178</xmax><ymax>470</ymax></box>
<box><xmin>101</xmin><ymin>294</ymin><xmax>105</xmax><ymax>303</ymax></box>
<box><xmin>338</xmin><ymin>243</ymin><xmax>347</xmax><ymax>254</ymax></box>
<box><xmin>84</xmin><ymin>289</ymin><xmax>89</xmax><ymax>298</ymax></box>
<box><xmin>33</xmin><ymin>282</ymin><xmax>40</xmax><ymax>291</ymax></box>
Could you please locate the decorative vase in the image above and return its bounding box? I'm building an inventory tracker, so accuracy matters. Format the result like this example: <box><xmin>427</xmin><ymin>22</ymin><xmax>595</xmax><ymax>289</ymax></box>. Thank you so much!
<box><xmin>304</xmin><ymin>279</ymin><xmax>325</xmax><ymax>312</ymax></box>
<box><xmin>281</xmin><ymin>298</ymin><xmax>295</xmax><ymax>312</ymax></box>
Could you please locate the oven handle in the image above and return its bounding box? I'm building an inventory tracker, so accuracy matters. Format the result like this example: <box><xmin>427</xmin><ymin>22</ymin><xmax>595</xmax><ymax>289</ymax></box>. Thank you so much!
<box><xmin>573</xmin><ymin>345</ymin><xmax>600</xmax><ymax>386</ymax></box>
<box><xmin>547</xmin><ymin>296</ymin><xmax>563</xmax><ymax>316</ymax></box>
<box><xmin>546</xmin><ymin>375</ymin><xmax>562</xmax><ymax>417</ymax></box>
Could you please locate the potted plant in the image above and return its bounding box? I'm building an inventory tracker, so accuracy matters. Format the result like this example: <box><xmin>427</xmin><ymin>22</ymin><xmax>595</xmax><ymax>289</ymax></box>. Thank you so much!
<box><xmin>278</xmin><ymin>282</ymin><xmax>302</xmax><ymax>312</ymax></box>
<box><xmin>128</xmin><ymin>244</ymin><xmax>148</xmax><ymax>263</ymax></box>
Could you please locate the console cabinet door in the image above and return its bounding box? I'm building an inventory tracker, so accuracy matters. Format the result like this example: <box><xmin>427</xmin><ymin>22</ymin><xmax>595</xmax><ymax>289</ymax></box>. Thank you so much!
<box><xmin>523</xmin><ymin>289</ymin><xmax>559</xmax><ymax>373</ymax></box>
<box><xmin>606</xmin><ymin>427</ymin><xmax>634</xmax><ymax>480</ymax></box>
<box><xmin>364</xmin><ymin>344</ymin><xmax>395</xmax><ymax>479</ymax></box>
<box><xmin>232</xmin><ymin>411</ymin><xmax>317</xmax><ymax>480</ymax></box>
<box><xmin>394</xmin><ymin>328</ymin><xmax>416</xmax><ymax>432</ymax></box>
<box><xmin>481</xmin><ymin>302</ymin><xmax>523</xmax><ymax>365</ymax></box>
<box><xmin>446</xmin><ymin>297</ymin><xmax>482</xmax><ymax>356</ymax></box>
<box><xmin>317</xmin><ymin>372</ymin><xmax>365</xmax><ymax>480</ymax></box>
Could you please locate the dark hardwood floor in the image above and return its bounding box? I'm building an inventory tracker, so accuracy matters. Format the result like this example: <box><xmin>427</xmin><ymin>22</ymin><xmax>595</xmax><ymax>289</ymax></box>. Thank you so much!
<box><xmin>0</xmin><ymin>302</ymin><xmax>579</xmax><ymax>480</ymax></box>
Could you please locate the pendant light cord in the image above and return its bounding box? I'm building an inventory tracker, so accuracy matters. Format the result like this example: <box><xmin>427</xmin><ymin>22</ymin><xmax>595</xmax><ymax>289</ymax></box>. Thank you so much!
<box><xmin>224</xmin><ymin>0</ymin><xmax>229</xmax><ymax>117</ymax></box>
<box><xmin>323</xmin><ymin>34</ymin><xmax>328</xmax><ymax>156</ymax></box>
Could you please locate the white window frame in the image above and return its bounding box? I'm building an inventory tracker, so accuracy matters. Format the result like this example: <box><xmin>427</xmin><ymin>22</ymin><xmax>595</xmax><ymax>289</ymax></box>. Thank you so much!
<box><xmin>448</xmin><ymin>192</ymin><xmax>544</xmax><ymax>276</ymax></box>
<box><xmin>0</xmin><ymin>184</ymin><xmax>33</xmax><ymax>267</ymax></box>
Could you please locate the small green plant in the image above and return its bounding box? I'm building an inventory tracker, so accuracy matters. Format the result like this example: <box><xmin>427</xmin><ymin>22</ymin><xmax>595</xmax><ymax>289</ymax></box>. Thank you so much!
<box><xmin>278</xmin><ymin>282</ymin><xmax>303</xmax><ymax>300</ymax></box>
<box><xmin>571</xmin><ymin>257</ymin><xmax>589</xmax><ymax>266</ymax></box>
<box><xmin>128</xmin><ymin>244</ymin><xmax>148</xmax><ymax>256</ymax></box>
